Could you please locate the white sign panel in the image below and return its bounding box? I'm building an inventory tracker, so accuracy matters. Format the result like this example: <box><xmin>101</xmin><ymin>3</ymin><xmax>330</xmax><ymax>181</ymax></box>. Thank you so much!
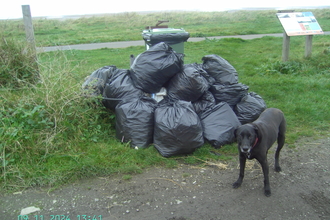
<box><xmin>277</xmin><ymin>12</ymin><xmax>324</xmax><ymax>36</ymax></box>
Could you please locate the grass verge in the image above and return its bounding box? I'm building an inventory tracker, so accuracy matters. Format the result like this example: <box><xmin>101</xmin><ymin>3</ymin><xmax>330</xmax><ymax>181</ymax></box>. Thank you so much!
<box><xmin>1</xmin><ymin>9</ymin><xmax>329</xmax><ymax>46</ymax></box>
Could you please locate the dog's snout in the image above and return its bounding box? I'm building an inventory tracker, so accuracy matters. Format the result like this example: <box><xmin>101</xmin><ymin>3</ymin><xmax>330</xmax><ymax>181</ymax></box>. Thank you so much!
<box><xmin>242</xmin><ymin>146</ymin><xmax>249</xmax><ymax>152</ymax></box>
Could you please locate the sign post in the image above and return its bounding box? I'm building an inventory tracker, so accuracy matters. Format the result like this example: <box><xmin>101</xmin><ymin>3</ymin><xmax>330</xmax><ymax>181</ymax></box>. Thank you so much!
<box><xmin>305</xmin><ymin>35</ymin><xmax>313</xmax><ymax>58</ymax></box>
<box><xmin>282</xmin><ymin>32</ymin><xmax>290</xmax><ymax>62</ymax></box>
<box><xmin>276</xmin><ymin>11</ymin><xmax>324</xmax><ymax>61</ymax></box>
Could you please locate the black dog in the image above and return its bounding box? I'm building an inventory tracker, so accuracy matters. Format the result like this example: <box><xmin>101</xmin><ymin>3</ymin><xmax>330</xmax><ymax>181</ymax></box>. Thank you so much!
<box><xmin>233</xmin><ymin>108</ymin><xmax>286</xmax><ymax>197</ymax></box>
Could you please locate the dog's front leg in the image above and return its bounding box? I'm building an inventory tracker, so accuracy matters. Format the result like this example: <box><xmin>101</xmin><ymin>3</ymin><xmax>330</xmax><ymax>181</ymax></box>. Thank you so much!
<box><xmin>233</xmin><ymin>153</ymin><xmax>246</xmax><ymax>188</ymax></box>
<box><xmin>257</xmin><ymin>157</ymin><xmax>271</xmax><ymax>197</ymax></box>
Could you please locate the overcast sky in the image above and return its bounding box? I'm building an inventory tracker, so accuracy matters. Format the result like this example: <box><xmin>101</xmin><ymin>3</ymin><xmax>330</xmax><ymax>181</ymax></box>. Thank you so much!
<box><xmin>1</xmin><ymin>0</ymin><xmax>329</xmax><ymax>19</ymax></box>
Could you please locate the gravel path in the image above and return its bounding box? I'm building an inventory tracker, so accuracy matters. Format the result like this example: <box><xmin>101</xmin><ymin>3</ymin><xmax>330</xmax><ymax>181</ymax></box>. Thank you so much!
<box><xmin>1</xmin><ymin>137</ymin><xmax>330</xmax><ymax>220</ymax></box>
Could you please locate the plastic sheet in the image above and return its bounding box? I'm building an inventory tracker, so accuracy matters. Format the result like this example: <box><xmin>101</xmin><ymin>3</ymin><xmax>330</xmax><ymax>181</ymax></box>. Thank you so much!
<box><xmin>81</xmin><ymin>65</ymin><xmax>116</xmax><ymax>96</ymax></box>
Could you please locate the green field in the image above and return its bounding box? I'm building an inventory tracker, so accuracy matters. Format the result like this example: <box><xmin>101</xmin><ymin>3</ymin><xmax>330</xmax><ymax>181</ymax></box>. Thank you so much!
<box><xmin>1</xmin><ymin>9</ymin><xmax>330</xmax><ymax>46</ymax></box>
<box><xmin>1</xmin><ymin>9</ymin><xmax>330</xmax><ymax>192</ymax></box>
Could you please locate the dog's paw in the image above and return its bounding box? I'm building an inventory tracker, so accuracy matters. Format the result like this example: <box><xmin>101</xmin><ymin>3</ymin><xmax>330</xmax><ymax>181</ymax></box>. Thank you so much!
<box><xmin>275</xmin><ymin>166</ymin><xmax>282</xmax><ymax>172</ymax></box>
<box><xmin>264</xmin><ymin>189</ymin><xmax>271</xmax><ymax>197</ymax></box>
<box><xmin>232</xmin><ymin>182</ymin><xmax>241</xmax><ymax>189</ymax></box>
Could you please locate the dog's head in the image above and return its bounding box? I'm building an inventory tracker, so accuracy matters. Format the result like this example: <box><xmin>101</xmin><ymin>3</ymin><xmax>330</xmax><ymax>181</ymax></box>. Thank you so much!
<box><xmin>235</xmin><ymin>123</ymin><xmax>259</xmax><ymax>155</ymax></box>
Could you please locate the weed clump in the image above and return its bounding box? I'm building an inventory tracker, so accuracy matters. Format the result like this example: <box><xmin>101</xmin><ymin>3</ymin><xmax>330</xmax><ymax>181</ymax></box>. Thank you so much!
<box><xmin>0</xmin><ymin>36</ymin><xmax>39</xmax><ymax>88</ymax></box>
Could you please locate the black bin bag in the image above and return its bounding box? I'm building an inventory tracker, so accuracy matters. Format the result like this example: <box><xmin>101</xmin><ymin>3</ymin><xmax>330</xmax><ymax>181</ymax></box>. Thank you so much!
<box><xmin>202</xmin><ymin>54</ymin><xmax>238</xmax><ymax>85</ymax></box>
<box><xmin>210</xmin><ymin>83</ymin><xmax>249</xmax><ymax>108</ymax></box>
<box><xmin>103</xmin><ymin>68</ymin><xmax>144</xmax><ymax>111</ymax></box>
<box><xmin>192</xmin><ymin>91</ymin><xmax>216</xmax><ymax>115</ymax></box>
<box><xmin>167</xmin><ymin>63</ymin><xmax>210</xmax><ymax>102</ymax></box>
<box><xmin>130</xmin><ymin>42</ymin><xmax>183</xmax><ymax>93</ymax></box>
<box><xmin>142</xmin><ymin>32</ymin><xmax>190</xmax><ymax>48</ymax></box>
<box><xmin>82</xmin><ymin>65</ymin><xmax>116</xmax><ymax>96</ymax></box>
<box><xmin>235</xmin><ymin>92</ymin><xmax>267</xmax><ymax>124</ymax></box>
<box><xmin>200</xmin><ymin>102</ymin><xmax>241</xmax><ymax>148</ymax></box>
<box><xmin>116</xmin><ymin>97</ymin><xmax>157</xmax><ymax>148</ymax></box>
<box><xmin>154</xmin><ymin>98</ymin><xmax>204</xmax><ymax>157</ymax></box>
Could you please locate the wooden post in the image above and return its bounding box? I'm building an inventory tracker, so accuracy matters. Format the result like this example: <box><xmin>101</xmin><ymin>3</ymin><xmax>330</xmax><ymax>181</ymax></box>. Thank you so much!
<box><xmin>282</xmin><ymin>32</ymin><xmax>290</xmax><ymax>62</ymax></box>
<box><xmin>22</xmin><ymin>5</ymin><xmax>39</xmax><ymax>76</ymax></box>
<box><xmin>305</xmin><ymin>35</ymin><xmax>313</xmax><ymax>58</ymax></box>
<box><xmin>22</xmin><ymin>5</ymin><xmax>36</xmax><ymax>52</ymax></box>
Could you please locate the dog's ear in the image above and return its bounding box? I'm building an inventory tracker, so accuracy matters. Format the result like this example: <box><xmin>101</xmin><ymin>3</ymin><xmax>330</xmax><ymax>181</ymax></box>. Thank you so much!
<box><xmin>252</xmin><ymin>124</ymin><xmax>260</xmax><ymax>138</ymax></box>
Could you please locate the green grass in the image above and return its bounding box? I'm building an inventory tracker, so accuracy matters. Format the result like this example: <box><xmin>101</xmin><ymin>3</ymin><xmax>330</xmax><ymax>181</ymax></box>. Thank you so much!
<box><xmin>1</xmin><ymin>9</ymin><xmax>330</xmax><ymax>46</ymax></box>
<box><xmin>1</xmin><ymin>10</ymin><xmax>330</xmax><ymax>192</ymax></box>
<box><xmin>0</xmin><ymin>36</ymin><xmax>39</xmax><ymax>87</ymax></box>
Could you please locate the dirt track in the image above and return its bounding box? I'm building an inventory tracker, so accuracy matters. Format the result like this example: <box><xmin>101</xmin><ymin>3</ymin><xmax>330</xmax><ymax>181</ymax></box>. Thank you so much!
<box><xmin>1</xmin><ymin>137</ymin><xmax>330</xmax><ymax>220</ymax></box>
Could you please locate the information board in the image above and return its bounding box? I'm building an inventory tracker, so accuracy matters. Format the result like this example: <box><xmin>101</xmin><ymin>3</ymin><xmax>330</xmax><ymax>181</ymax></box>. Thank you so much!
<box><xmin>276</xmin><ymin>12</ymin><xmax>324</xmax><ymax>36</ymax></box>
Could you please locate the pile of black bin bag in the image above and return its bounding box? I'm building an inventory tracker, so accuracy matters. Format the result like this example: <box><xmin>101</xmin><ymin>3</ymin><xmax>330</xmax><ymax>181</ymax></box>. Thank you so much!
<box><xmin>82</xmin><ymin>42</ymin><xmax>266</xmax><ymax>157</ymax></box>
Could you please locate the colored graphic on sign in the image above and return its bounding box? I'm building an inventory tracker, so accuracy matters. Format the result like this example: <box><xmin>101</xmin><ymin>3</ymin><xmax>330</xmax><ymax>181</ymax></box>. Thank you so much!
<box><xmin>276</xmin><ymin>12</ymin><xmax>324</xmax><ymax>36</ymax></box>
